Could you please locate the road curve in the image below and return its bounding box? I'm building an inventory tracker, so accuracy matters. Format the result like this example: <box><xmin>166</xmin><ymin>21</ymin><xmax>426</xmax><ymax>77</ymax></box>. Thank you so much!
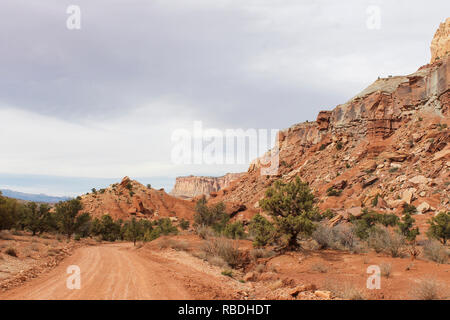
<box><xmin>0</xmin><ymin>243</ymin><xmax>194</xmax><ymax>300</ymax></box>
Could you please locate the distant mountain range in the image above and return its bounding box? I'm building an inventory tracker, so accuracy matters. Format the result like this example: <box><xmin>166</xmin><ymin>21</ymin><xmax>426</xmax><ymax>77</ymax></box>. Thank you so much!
<box><xmin>0</xmin><ymin>189</ymin><xmax>70</xmax><ymax>203</ymax></box>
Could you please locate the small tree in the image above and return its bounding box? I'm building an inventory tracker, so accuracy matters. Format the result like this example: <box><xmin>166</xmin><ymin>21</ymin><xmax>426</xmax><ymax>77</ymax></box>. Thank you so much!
<box><xmin>124</xmin><ymin>218</ymin><xmax>141</xmax><ymax>246</ymax></box>
<box><xmin>24</xmin><ymin>203</ymin><xmax>53</xmax><ymax>236</ymax></box>
<box><xmin>259</xmin><ymin>177</ymin><xmax>317</xmax><ymax>250</ymax></box>
<box><xmin>55</xmin><ymin>199</ymin><xmax>90</xmax><ymax>240</ymax></box>
<box><xmin>397</xmin><ymin>213</ymin><xmax>420</xmax><ymax>241</ymax></box>
<box><xmin>426</xmin><ymin>212</ymin><xmax>449</xmax><ymax>244</ymax></box>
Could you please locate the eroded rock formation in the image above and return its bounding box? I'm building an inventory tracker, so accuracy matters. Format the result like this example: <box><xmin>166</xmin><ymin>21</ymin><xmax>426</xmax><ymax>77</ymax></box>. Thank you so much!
<box><xmin>170</xmin><ymin>173</ymin><xmax>243</xmax><ymax>199</ymax></box>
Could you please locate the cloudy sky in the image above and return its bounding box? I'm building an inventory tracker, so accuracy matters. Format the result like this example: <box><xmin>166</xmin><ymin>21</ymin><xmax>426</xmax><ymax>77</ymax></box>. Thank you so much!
<box><xmin>0</xmin><ymin>0</ymin><xmax>448</xmax><ymax>196</ymax></box>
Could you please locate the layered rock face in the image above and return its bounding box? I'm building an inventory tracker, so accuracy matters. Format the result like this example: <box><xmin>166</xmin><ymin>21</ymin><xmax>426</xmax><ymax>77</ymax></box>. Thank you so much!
<box><xmin>431</xmin><ymin>17</ymin><xmax>450</xmax><ymax>63</ymax></box>
<box><xmin>212</xmin><ymin>20</ymin><xmax>450</xmax><ymax>231</ymax></box>
<box><xmin>171</xmin><ymin>173</ymin><xmax>243</xmax><ymax>199</ymax></box>
<box><xmin>80</xmin><ymin>176</ymin><xmax>195</xmax><ymax>221</ymax></box>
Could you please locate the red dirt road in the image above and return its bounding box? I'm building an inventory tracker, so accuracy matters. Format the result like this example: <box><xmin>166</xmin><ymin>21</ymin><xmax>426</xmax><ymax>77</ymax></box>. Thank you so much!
<box><xmin>0</xmin><ymin>243</ymin><xmax>195</xmax><ymax>300</ymax></box>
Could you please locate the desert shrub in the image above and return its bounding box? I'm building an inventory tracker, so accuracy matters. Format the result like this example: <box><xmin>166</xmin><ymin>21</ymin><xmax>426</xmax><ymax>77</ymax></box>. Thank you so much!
<box><xmin>221</xmin><ymin>269</ymin><xmax>233</xmax><ymax>277</ymax></box>
<box><xmin>410</xmin><ymin>279</ymin><xmax>440</xmax><ymax>300</ymax></box>
<box><xmin>223</xmin><ymin>221</ymin><xmax>246</xmax><ymax>239</ymax></box>
<box><xmin>402</xmin><ymin>203</ymin><xmax>417</xmax><ymax>215</ymax></box>
<box><xmin>194</xmin><ymin>197</ymin><xmax>229</xmax><ymax>233</ymax></box>
<box><xmin>350</xmin><ymin>209</ymin><xmax>398</xmax><ymax>240</ymax></box>
<box><xmin>326</xmin><ymin>187</ymin><xmax>342</xmax><ymax>197</ymax></box>
<box><xmin>154</xmin><ymin>218</ymin><xmax>178</xmax><ymax>236</ymax></box>
<box><xmin>179</xmin><ymin>218</ymin><xmax>190</xmax><ymax>230</ymax></box>
<box><xmin>248</xmin><ymin>214</ymin><xmax>275</xmax><ymax>247</ymax></box>
<box><xmin>380</xmin><ymin>263</ymin><xmax>392</xmax><ymax>278</ymax></box>
<box><xmin>423</xmin><ymin>240</ymin><xmax>449</xmax><ymax>264</ymax></box>
<box><xmin>426</xmin><ymin>211</ymin><xmax>449</xmax><ymax>245</ymax></box>
<box><xmin>250</xmin><ymin>248</ymin><xmax>275</xmax><ymax>261</ymax></box>
<box><xmin>170</xmin><ymin>240</ymin><xmax>189</xmax><ymax>251</ymax></box>
<box><xmin>311</xmin><ymin>224</ymin><xmax>334</xmax><ymax>249</ymax></box>
<box><xmin>259</xmin><ymin>177</ymin><xmax>317</xmax><ymax>250</ymax></box>
<box><xmin>195</xmin><ymin>225</ymin><xmax>215</xmax><ymax>239</ymax></box>
<box><xmin>336</xmin><ymin>141</ymin><xmax>343</xmax><ymax>150</ymax></box>
<box><xmin>206</xmin><ymin>255</ymin><xmax>228</xmax><ymax>268</ymax></box>
<box><xmin>324</xmin><ymin>280</ymin><xmax>365</xmax><ymax>300</ymax></box>
<box><xmin>322</xmin><ymin>209</ymin><xmax>336</xmax><ymax>220</ymax></box>
<box><xmin>368</xmin><ymin>225</ymin><xmax>405</xmax><ymax>257</ymax></box>
<box><xmin>202</xmin><ymin>237</ymin><xmax>242</xmax><ymax>268</ymax></box>
<box><xmin>312</xmin><ymin>223</ymin><xmax>361</xmax><ymax>252</ymax></box>
<box><xmin>5</xmin><ymin>247</ymin><xmax>17</xmax><ymax>257</ymax></box>
<box><xmin>397</xmin><ymin>213</ymin><xmax>420</xmax><ymax>241</ymax></box>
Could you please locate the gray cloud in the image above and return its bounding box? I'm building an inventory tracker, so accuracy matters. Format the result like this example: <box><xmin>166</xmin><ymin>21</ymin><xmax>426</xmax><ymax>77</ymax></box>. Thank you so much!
<box><xmin>0</xmin><ymin>0</ymin><xmax>448</xmax><ymax>195</ymax></box>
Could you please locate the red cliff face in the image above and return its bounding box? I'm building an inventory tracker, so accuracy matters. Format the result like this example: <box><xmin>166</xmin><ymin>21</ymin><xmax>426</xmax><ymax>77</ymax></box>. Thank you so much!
<box><xmin>170</xmin><ymin>173</ymin><xmax>244</xmax><ymax>199</ymax></box>
<box><xmin>212</xmin><ymin>21</ymin><xmax>450</xmax><ymax>226</ymax></box>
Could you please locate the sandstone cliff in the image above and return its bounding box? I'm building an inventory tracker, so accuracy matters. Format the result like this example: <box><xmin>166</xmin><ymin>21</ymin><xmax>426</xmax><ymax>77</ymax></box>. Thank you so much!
<box><xmin>431</xmin><ymin>17</ymin><xmax>450</xmax><ymax>63</ymax></box>
<box><xmin>212</xmin><ymin>19</ymin><xmax>450</xmax><ymax>233</ymax></box>
<box><xmin>80</xmin><ymin>176</ymin><xmax>195</xmax><ymax>221</ymax></box>
<box><xmin>171</xmin><ymin>173</ymin><xmax>244</xmax><ymax>199</ymax></box>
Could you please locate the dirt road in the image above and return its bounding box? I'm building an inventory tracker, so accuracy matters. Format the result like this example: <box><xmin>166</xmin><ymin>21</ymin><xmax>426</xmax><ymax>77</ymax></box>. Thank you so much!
<box><xmin>0</xmin><ymin>243</ymin><xmax>209</xmax><ymax>300</ymax></box>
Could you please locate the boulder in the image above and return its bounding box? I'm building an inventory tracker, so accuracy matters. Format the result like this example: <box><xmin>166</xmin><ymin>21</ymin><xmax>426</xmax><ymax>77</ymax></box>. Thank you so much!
<box><xmin>401</xmin><ymin>189</ymin><xmax>414</xmax><ymax>204</ymax></box>
<box><xmin>409</xmin><ymin>175</ymin><xmax>430</xmax><ymax>185</ymax></box>
<box><xmin>417</xmin><ymin>202</ymin><xmax>431</xmax><ymax>214</ymax></box>
<box><xmin>314</xmin><ymin>290</ymin><xmax>332</xmax><ymax>299</ymax></box>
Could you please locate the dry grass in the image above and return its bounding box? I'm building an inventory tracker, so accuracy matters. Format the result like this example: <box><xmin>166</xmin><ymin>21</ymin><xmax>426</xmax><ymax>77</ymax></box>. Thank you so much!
<box><xmin>255</xmin><ymin>264</ymin><xmax>265</xmax><ymax>273</ymax></box>
<box><xmin>323</xmin><ymin>279</ymin><xmax>366</xmax><ymax>300</ymax></box>
<box><xmin>195</xmin><ymin>225</ymin><xmax>215</xmax><ymax>239</ymax></box>
<box><xmin>250</xmin><ymin>248</ymin><xmax>276</xmax><ymax>261</ymax></box>
<box><xmin>380</xmin><ymin>263</ymin><xmax>392</xmax><ymax>278</ymax></box>
<box><xmin>423</xmin><ymin>240</ymin><xmax>448</xmax><ymax>264</ymax></box>
<box><xmin>410</xmin><ymin>279</ymin><xmax>441</xmax><ymax>300</ymax></box>
<box><xmin>201</xmin><ymin>237</ymin><xmax>243</xmax><ymax>269</ymax></box>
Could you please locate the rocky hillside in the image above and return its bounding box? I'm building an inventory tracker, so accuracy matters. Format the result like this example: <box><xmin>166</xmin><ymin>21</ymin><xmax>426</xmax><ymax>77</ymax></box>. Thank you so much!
<box><xmin>170</xmin><ymin>173</ymin><xmax>243</xmax><ymax>199</ymax></box>
<box><xmin>212</xmin><ymin>19</ymin><xmax>450</xmax><ymax>234</ymax></box>
<box><xmin>80</xmin><ymin>177</ymin><xmax>195</xmax><ymax>221</ymax></box>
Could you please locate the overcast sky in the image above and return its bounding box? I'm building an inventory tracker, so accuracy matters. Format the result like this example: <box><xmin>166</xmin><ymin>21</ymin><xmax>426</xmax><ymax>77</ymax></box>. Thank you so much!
<box><xmin>0</xmin><ymin>0</ymin><xmax>448</xmax><ymax>196</ymax></box>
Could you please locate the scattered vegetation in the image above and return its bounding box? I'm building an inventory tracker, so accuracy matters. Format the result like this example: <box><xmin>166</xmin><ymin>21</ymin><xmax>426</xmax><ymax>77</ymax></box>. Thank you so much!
<box><xmin>248</xmin><ymin>214</ymin><xmax>275</xmax><ymax>247</ymax></box>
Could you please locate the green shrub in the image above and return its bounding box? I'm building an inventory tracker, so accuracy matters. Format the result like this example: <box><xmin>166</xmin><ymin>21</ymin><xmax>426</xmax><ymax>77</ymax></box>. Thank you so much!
<box><xmin>259</xmin><ymin>177</ymin><xmax>317</xmax><ymax>250</ymax></box>
<box><xmin>397</xmin><ymin>213</ymin><xmax>419</xmax><ymax>241</ymax></box>
<box><xmin>326</xmin><ymin>187</ymin><xmax>342</xmax><ymax>197</ymax></box>
<box><xmin>223</xmin><ymin>221</ymin><xmax>246</xmax><ymax>239</ymax></box>
<box><xmin>426</xmin><ymin>212</ymin><xmax>449</xmax><ymax>245</ymax></box>
<box><xmin>194</xmin><ymin>197</ymin><xmax>229</xmax><ymax>233</ymax></box>
<box><xmin>179</xmin><ymin>218</ymin><xmax>190</xmax><ymax>230</ymax></box>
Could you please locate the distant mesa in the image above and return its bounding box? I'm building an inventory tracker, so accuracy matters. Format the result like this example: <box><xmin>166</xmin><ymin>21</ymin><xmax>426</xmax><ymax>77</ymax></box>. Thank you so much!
<box><xmin>170</xmin><ymin>173</ymin><xmax>244</xmax><ymax>199</ymax></box>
